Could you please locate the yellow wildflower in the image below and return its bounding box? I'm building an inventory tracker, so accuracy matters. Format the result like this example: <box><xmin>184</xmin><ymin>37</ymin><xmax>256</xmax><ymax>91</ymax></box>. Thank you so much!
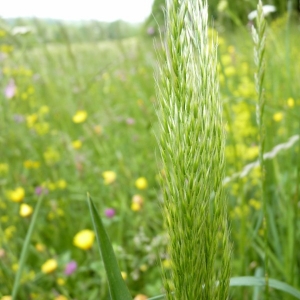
<box><xmin>73</xmin><ymin>229</ymin><xmax>95</xmax><ymax>250</ymax></box>
<box><xmin>56</xmin><ymin>179</ymin><xmax>67</xmax><ymax>189</ymax></box>
<box><xmin>12</xmin><ymin>263</ymin><xmax>19</xmax><ymax>272</ymax></box>
<box><xmin>0</xmin><ymin>163</ymin><xmax>9</xmax><ymax>174</ymax></box>
<box><xmin>273</xmin><ymin>112</ymin><xmax>283</xmax><ymax>122</ymax></box>
<box><xmin>224</xmin><ymin>66</ymin><xmax>236</xmax><ymax>77</ymax></box>
<box><xmin>21</xmin><ymin>92</ymin><xmax>28</xmax><ymax>100</ymax></box>
<box><xmin>93</xmin><ymin>125</ymin><xmax>102</xmax><ymax>135</ymax></box>
<box><xmin>135</xmin><ymin>177</ymin><xmax>148</xmax><ymax>190</ymax></box>
<box><xmin>43</xmin><ymin>148</ymin><xmax>60</xmax><ymax>165</ymax></box>
<box><xmin>72</xmin><ymin>140</ymin><xmax>82</xmax><ymax>149</ymax></box>
<box><xmin>26</xmin><ymin>114</ymin><xmax>38</xmax><ymax>128</ymax></box>
<box><xmin>121</xmin><ymin>271</ymin><xmax>127</xmax><ymax>280</ymax></box>
<box><xmin>162</xmin><ymin>259</ymin><xmax>171</xmax><ymax>268</ymax></box>
<box><xmin>287</xmin><ymin>97</ymin><xmax>295</xmax><ymax>107</ymax></box>
<box><xmin>102</xmin><ymin>171</ymin><xmax>117</xmax><ymax>185</ymax></box>
<box><xmin>8</xmin><ymin>187</ymin><xmax>25</xmax><ymax>202</ymax></box>
<box><xmin>56</xmin><ymin>278</ymin><xmax>66</xmax><ymax>286</ymax></box>
<box><xmin>23</xmin><ymin>160</ymin><xmax>40</xmax><ymax>169</ymax></box>
<box><xmin>27</xmin><ymin>86</ymin><xmax>35</xmax><ymax>94</ymax></box>
<box><xmin>55</xmin><ymin>296</ymin><xmax>68</xmax><ymax>300</ymax></box>
<box><xmin>4</xmin><ymin>226</ymin><xmax>16</xmax><ymax>239</ymax></box>
<box><xmin>0</xmin><ymin>44</ymin><xmax>13</xmax><ymax>53</ymax></box>
<box><xmin>134</xmin><ymin>295</ymin><xmax>148</xmax><ymax>300</ymax></box>
<box><xmin>34</xmin><ymin>122</ymin><xmax>50</xmax><ymax>135</ymax></box>
<box><xmin>1</xmin><ymin>296</ymin><xmax>12</xmax><ymax>300</ymax></box>
<box><xmin>249</xmin><ymin>199</ymin><xmax>261</xmax><ymax>210</ymax></box>
<box><xmin>0</xmin><ymin>29</ymin><xmax>6</xmax><ymax>37</ymax></box>
<box><xmin>131</xmin><ymin>202</ymin><xmax>142</xmax><ymax>212</ymax></box>
<box><xmin>131</xmin><ymin>194</ymin><xmax>144</xmax><ymax>211</ymax></box>
<box><xmin>38</xmin><ymin>105</ymin><xmax>49</xmax><ymax>115</ymax></box>
<box><xmin>19</xmin><ymin>203</ymin><xmax>33</xmax><ymax>217</ymax></box>
<box><xmin>220</xmin><ymin>54</ymin><xmax>231</xmax><ymax>66</ymax></box>
<box><xmin>35</xmin><ymin>243</ymin><xmax>45</xmax><ymax>252</ymax></box>
<box><xmin>41</xmin><ymin>258</ymin><xmax>57</xmax><ymax>274</ymax></box>
<box><xmin>72</xmin><ymin>110</ymin><xmax>87</xmax><ymax>123</ymax></box>
<box><xmin>1</xmin><ymin>216</ymin><xmax>8</xmax><ymax>223</ymax></box>
<box><xmin>140</xmin><ymin>264</ymin><xmax>148</xmax><ymax>272</ymax></box>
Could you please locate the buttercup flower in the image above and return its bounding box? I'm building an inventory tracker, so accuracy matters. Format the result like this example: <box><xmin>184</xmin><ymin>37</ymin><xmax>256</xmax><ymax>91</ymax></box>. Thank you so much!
<box><xmin>19</xmin><ymin>203</ymin><xmax>33</xmax><ymax>217</ymax></box>
<box><xmin>0</xmin><ymin>163</ymin><xmax>9</xmax><ymax>174</ymax></box>
<box><xmin>131</xmin><ymin>194</ymin><xmax>144</xmax><ymax>211</ymax></box>
<box><xmin>121</xmin><ymin>271</ymin><xmax>127</xmax><ymax>280</ymax></box>
<box><xmin>35</xmin><ymin>186</ymin><xmax>48</xmax><ymax>196</ymax></box>
<box><xmin>287</xmin><ymin>97</ymin><xmax>295</xmax><ymax>107</ymax></box>
<box><xmin>73</xmin><ymin>229</ymin><xmax>95</xmax><ymax>250</ymax></box>
<box><xmin>131</xmin><ymin>202</ymin><xmax>142</xmax><ymax>212</ymax></box>
<box><xmin>135</xmin><ymin>177</ymin><xmax>148</xmax><ymax>190</ymax></box>
<box><xmin>72</xmin><ymin>140</ymin><xmax>82</xmax><ymax>149</ymax></box>
<box><xmin>56</xmin><ymin>278</ymin><xmax>66</xmax><ymax>286</ymax></box>
<box><xmin>273</xmin><ymin>112</ymin><xmax>283</xmax><ymax>122</ymax></box>
<box><xmin>8</xmin><ymin>187</ymin><xmax>25</xmax><ymax>202</ymax></box>
<box><xmin>72</xmin><ymin>110</ymin><xmax>87</xmax><ymax>123</ymax></box>
<box><xmin>41</xmin><ymin>258</ymin><xmax>57</xmax><ymax>274</ymax></box>
<box><xmin>102</xmin><ymin>171</ymin><xmax>117</xmax><ymax>185</ymax></box>
<box><xmin>134</xmin><ymin>294</ymin><xmax>148</xmax><ymax>300</ymax></box>
<box><xmin>54</xmin><ymin>296</ymin><xmax>68</xmax><ymax>300</ymax></box>
<box><xmin>35</xmin><ymin>243</ymin><xmax>45</xmax><ymax>252</ymax></box>
<box><xmin>1</xmin><ymin>296</ymin><xmax>12</xmax><ymax>300</ymax></box>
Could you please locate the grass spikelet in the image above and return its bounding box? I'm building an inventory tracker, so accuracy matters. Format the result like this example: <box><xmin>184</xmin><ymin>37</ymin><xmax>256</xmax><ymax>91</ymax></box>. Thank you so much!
<box><xmin>156</xmin><ymin>0</ymin><xmax>231</xmax><ymax>298</ymax></box>
<box><xmin>252</xmin><ymin>0</ymin><xmax>268</xmax><ymax>298</ymax></box>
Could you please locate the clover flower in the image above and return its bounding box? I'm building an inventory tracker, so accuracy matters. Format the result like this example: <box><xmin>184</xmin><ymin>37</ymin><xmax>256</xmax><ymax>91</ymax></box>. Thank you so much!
<box><xmin>4</xmin><ymin>79</ymin><xmax>16</xmax><ymax>99</ymax></box>
<box><xmin>105</xmin><ymin>208</ymin><xmax>116</xmax><ymax>218</ymax></box>
<box><xmin>64</xmin><ymin>260</ymin><xmax>77</xmax><ymax>275</ymax></box>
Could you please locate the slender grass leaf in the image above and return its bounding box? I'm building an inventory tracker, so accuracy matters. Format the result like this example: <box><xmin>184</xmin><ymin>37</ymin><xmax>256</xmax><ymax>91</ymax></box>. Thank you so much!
<box><xmin>252</xmin><ymin>268</ymin><xmax>264</xmax><ymax>300</ymax></box>
<box><xmin>148</xmin><ymin>295</ymin><xmax>166</xmax><ymax>300</ymax></box>
<box><xmin>230</xmin><ymin>277</ymin><xmax>300</xmax><ymax>299</ymax></box>
<box><xmin>87</xmin><ymin>194</ymin><xmax>132</xmax><ymax>300</ymax></box>
<box><xmin>12</xmin><ymin>196</ymin><xmax>43</xmax><ymax>300</ymax></box>
<box><xmin>148</xmin><ymin>276</ymin><xmax>300</xmax><ymax>300</ymax></box>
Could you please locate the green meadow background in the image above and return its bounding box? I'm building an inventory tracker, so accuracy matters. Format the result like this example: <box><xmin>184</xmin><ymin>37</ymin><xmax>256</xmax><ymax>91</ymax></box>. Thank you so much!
<box><xmin>0</xmin><ymin>1</ymin><xmax>300</xmax><ymax>299</ymax></box>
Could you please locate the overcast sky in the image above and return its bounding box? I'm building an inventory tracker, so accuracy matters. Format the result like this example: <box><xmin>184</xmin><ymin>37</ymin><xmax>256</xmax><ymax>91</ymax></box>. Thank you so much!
<box><xmin>1</xmin><ymin>0</ymin><xmax>154</xmax><ymax>23</ymax></box>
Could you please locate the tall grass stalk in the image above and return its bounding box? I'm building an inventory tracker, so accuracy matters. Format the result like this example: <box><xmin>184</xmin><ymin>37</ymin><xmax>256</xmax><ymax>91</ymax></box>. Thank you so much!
<box><xmin>156</xmin><ymin>0</ymin><xmax>231</xmax><ymax>298</ymax></box>
<box><xmin>252</xmin><ymin>0</ymin><xmax>268</xmax><ymax>298</ymax></box>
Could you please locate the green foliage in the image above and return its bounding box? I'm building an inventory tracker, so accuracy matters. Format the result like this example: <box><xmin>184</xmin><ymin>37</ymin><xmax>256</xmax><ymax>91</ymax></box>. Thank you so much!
<box><xmin>87</xmin><ymin>195</ymin><xmax>132</xmax><ymax>300</ymax></box>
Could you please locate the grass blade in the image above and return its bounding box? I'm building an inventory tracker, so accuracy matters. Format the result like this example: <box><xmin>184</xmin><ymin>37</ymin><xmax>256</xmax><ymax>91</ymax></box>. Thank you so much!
<box><xmin>11</xmin><ymin>196</ymin><xmax>43</xmax><ymax>299</ymax></box>
<box><xmin>230</xmin><ymin>277</ymin><xmax>300</xmax><ymax>299</ymax></box>
<box><xmin>87</xmin><ymin>194</ymin><xmax>132</xmax><ymax>300</ymax></box>
<box><xmin>148</xmin><ymin>276</ymin><xmax>300</xmax><ymax>300</ymax></box>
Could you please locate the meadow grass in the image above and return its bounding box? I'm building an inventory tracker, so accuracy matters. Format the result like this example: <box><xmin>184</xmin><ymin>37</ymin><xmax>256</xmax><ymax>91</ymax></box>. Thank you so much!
<box><xmin>0</xmin><ymin>5</ymin><xmax>300</xmax><ymax>299</ymax></box>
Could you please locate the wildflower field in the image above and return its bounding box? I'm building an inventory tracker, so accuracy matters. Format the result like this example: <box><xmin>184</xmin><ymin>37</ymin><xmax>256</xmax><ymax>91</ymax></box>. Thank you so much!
<box><xmin>1</xmin><ymin>5</ymin><xmax>300</xmax><ymax>300</ymax></box>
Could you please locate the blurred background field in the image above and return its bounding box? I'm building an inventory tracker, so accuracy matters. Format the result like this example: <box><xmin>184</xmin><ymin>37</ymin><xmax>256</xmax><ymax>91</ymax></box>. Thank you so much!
<box><xmin>0</xmin><ymin>1</ymin><xmax>300</xmax><ymax>299</ymax></box>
